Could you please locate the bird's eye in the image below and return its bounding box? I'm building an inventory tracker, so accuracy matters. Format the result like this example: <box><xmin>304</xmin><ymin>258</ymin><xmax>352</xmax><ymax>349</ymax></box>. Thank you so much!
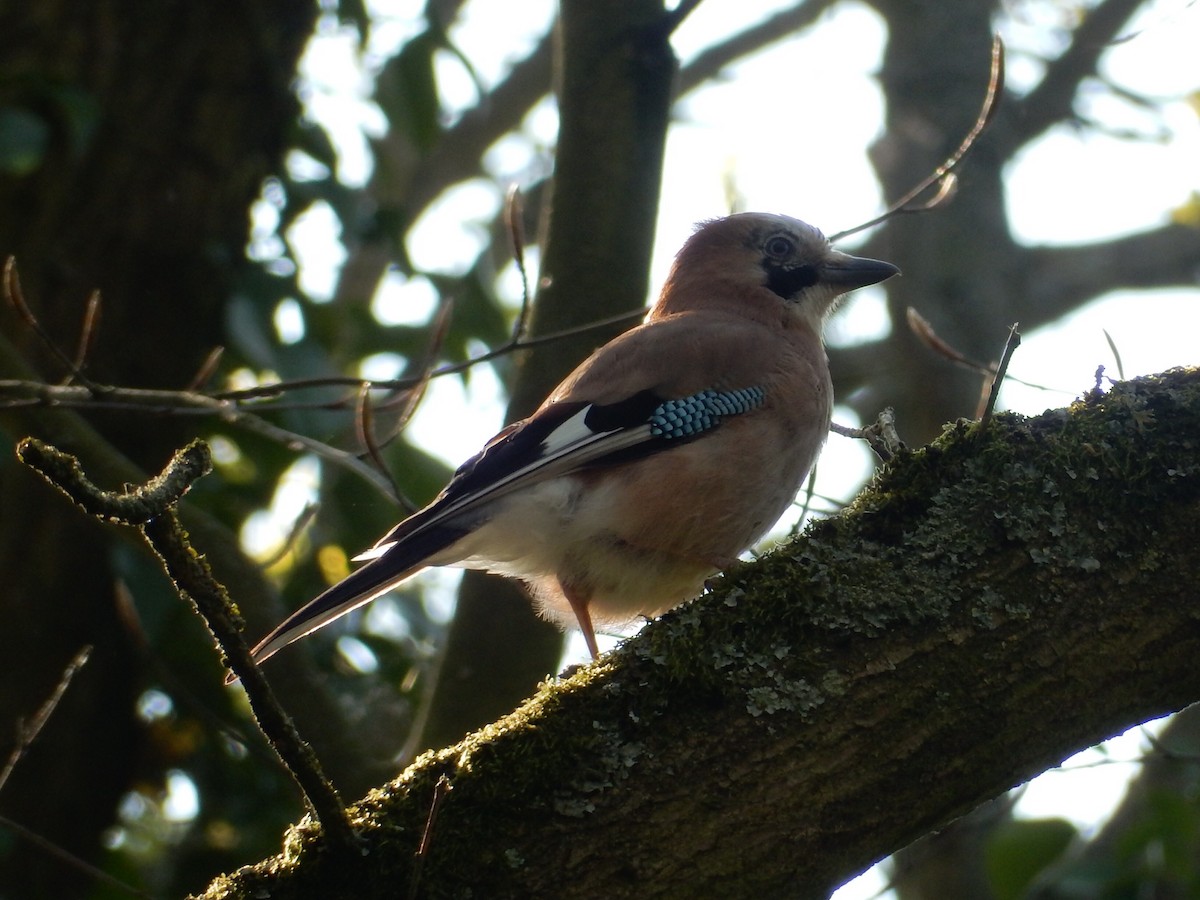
<box><xmin>764</xmin><ymin>235</ymin><xmax>794</xmax><ymax>259</ymax></box>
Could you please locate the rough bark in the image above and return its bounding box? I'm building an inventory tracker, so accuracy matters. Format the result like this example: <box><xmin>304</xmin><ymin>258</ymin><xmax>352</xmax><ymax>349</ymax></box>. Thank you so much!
<box><xmin>197</xmin><ymin>367</ymin><xmax>1200</xmax><ymax>899</ymax></box>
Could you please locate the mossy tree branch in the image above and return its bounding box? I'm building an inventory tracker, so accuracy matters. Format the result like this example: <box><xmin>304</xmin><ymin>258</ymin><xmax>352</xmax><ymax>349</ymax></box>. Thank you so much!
<box><xmin>196</xmin><ymin>368</ymin><xmax>1200</xmax><ymax>898</ymax></box>
<box><xmin>15</xmin><ymin>439</ymin><xmax>356</xmax><ymax>851</ymax></box>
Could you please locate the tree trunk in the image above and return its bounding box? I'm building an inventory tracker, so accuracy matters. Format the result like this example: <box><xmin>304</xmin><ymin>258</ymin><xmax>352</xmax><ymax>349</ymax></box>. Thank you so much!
<box><xmin>0</xmin><ymin>2</ymin><xmax>315</xmax><ymax>892</ymax></box>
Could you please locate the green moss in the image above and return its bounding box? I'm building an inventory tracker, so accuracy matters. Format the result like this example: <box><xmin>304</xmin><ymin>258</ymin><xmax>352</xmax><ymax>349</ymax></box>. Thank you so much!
<box><xmin>617</xmin><ymin>368</ymin><xmax>1200</xmax><ymax>723</ymax></box>
<box><xmin>201</xmin><ymin>370</ymin><xmax>1200</xmax><ymax>899</ymax></box>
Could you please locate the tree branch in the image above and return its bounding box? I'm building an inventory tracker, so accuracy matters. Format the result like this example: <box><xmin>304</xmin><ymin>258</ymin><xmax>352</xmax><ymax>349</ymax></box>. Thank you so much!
<box><xmin>676</xmin><ymin>0</ymin><xmax>835</xmax><ymax>94</ymax></box>
<box><xmin>1006</xmin><ymin>0</ymin><xmax>1147</xmax><ymax>151</ymax></box>
<box><xmin>196</xmin><ymin>367</ymin><xmax>1200</xmax><ymax>898</ymax></box>
<box><xmin>1018</xmin><ymin>222</ymin><xmax>1200</xmax><ymax>332</ymax></box>
<box><xmin>16</xmin><ymin>438</ymin><xmax>357</xmax><ymax>851</ymax></box>
<box><xmin>332</xmin><ymin>26</ymin><xmax>555</xmax><ymax>307</ymax></box>
<box><xmin>0</xmin><ymin>328</ymin><xmax>403</xmax><ymax>795</ymax></box>
<box><xmin>334</xmin><ymin>0</ymin><xmax>845</xmax><ymax>311</ymax></box>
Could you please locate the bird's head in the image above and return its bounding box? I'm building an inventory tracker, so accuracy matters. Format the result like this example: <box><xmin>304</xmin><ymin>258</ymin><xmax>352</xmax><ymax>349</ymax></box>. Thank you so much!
<box><xmin>655</xmin><ymin>213</ymin><xmax>899</xmax><ymax>333</ymax></box>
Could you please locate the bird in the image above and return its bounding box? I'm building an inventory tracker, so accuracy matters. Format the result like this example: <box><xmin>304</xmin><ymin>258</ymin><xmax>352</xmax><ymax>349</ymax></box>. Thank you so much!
<box><xmin>247</xmin><ymin>213</ymin><xmax>899</xmax><ymax>667</ymax></box>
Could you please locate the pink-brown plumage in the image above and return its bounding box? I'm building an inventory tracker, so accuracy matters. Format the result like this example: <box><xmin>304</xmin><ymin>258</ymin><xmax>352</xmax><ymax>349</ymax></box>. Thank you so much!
<box><xmin>246</xmin><ymin>213</ymin><xmax>898</xmax><ymax>667</ymax></box>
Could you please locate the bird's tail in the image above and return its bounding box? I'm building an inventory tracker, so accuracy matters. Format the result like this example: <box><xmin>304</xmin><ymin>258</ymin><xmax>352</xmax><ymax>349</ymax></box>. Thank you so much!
<box><xmin>238</xmin><ymin>525</ymin><xmax>465</xmax><ymax>677</ymax></box>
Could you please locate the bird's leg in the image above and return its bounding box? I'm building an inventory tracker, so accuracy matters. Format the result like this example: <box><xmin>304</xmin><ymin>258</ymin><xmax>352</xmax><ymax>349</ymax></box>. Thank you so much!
<box><xmin>560</xmin><ymin>579</ymin><xmax>600</xmax><ymax>660</ymax></box>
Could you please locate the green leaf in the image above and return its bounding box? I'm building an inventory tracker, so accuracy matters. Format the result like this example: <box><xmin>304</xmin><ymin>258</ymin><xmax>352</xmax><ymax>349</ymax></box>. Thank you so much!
<box><xmin>985</xmin><ymin>817</ymin><xmax>1077</xmax><ymax>900</ymax></box>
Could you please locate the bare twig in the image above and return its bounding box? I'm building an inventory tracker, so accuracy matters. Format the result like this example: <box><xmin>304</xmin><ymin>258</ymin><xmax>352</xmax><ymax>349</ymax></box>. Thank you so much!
<box><xmin>1102</xmin><ymin>328</ymin><xmax>1126</xmax><ymax>381</ymax></box>
<box><xmin>355</xmin><ymin>291</ymin><xmax>455</xmax><ymax>505</ymax></box>
<box><xmin>67</xmin><ymin>290</ymin><xmax>102</xmax><ymax>383</ymax></box>
<box><xmin>789</xmin><ymin>465</ymin><xmax>820</xmax><ymax>538</ymax></box>
<box><xmin>0</xmin><ymin>813</ymin><xmax>149</xmax><ymax>898</ymax></box>
<box><xmin>1</xmin><ymin>301</ymin><xmax>646</xmax><ymax>420</ymax></box>
<box><xmin>830</xmin><ymin>35</ymin><xmax>1005</xmax><ymax>242</ymax></box>
<box><xmin>356</xmin><ymin>383</ymin><xmax>405</xmax><ymax>505</ymax></box>
<box><xmin>0</xmin><ymin>646</ymin><xmax>92</xmax><ymax>794</ymax></box>
<box><xmin>506</xmin><ymin>185</ymin><xmax>532</xmax><ymax>344</ymax></box>
<box><xmin>1</xmin><ymin>379</ymin><xmax>399</xmax><ymax>499</ymax></box>
<box><xmin>408</xmin><ymin>774</ymin><xmax>454</xmax><ymax>900</ymax></box>
<box><xmin>906</xmin><ymin>307</ymin><xmax>993</xmax><ymax>375</ymax></box>
<box><xmin>1143</xmin><ymin>726</ymin><xmax>1200</xmax><ymax>763</ymax></box>
<box><xmin>15</xmin><ymin>438</ymin><xmax>357</xmax><ymax>851</ymax></box>
<box><xmin>212</xmin><ymin>305</ymin><xmax>647</xmax><ymax>403</ymax></box>
<box><xmin>0</xmin><ymin>644</ymin><xmax>149</xmax><ymax>897</ymax></box>
<box><xmin>906</xmin><ymin>308</ymin><xmax>1049</xmax><ymax>394</ymax></box>
<box><xmin>187</xmin><ymin>346</ymin><xmax>226</xmax><ymax>392</ymax></box>
<box><xmin>3</xmin><ymin>258</ymin><xmax>105</xmax><ymax>393</ymax></box>
<box><xmin>980</xmin><ymin>324</ymin><xmax>1021</xmax><ymax>427</ymax></box>
<box><xmin>830</xmin><ymin>408</ymin><xmax>906</xmax><ymax>463</ymax></box>
<box><xmin>258</xmin><ymin>503</ymin><xmax>320</xmax><ymax>571</ymax></box>
<box><xmin>0</xmin><ymin>301</ymin><xmax>646</xmax><ymax>502</ymax></box>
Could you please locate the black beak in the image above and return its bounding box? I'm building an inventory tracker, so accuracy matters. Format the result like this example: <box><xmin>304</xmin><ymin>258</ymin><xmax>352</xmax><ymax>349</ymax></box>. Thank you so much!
<box><xmin>820</xmin><ymin>251</ymin><xmax>900</xmax><ymax>290</ymax></box>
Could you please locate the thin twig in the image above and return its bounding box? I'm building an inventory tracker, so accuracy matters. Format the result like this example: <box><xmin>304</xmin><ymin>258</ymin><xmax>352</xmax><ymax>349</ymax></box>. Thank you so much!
<box><xmin>211</xmin><ymin>305</ymin><xmax>648</xmax><ymax>403</ymax></box>
<box><xmin>1</xmin><ymin>240</ymin><xmax>645</xmax><ymax>508</ymax></box>
<box><xmin>830</xmin><ymin>35</ymin><xmax>1005</xmax><ymax>242</ymax></box>
<box><xmin>906</xmin><ymin>307</ymin><xmax>992</xmax><ymax>374</ymax></box>
<box><xmin>67</xmin><ymin>290</ymin><xmax>102</xmax><ymax>384</ymax></box>
<box><xmin>356</xmin><ymin>383</ymin><xmax>403</xmax><ymax>503</ymax></box>
<box><xmin>0</xmin><ymin>304</ymin><xmax>647</xmax><ymax>500</ymax></box>
<box><xmin>187</xmin><ymin>346</ymin><xmax>226</xmax><ymax>392</ymax></box>
<box><xmin>382</xmin><ymin>376</ymin><xmax>433</xmax><ymax>459</ymax></box>
<box><xmin>905</xmin><ymin>308</ymin><xmax>1050</xmax><ymax>392</ymax></box>
<box><xmin>408</xmin><ymin>774</ymin><xmax>454</xmax><ymax>900</ymax></box>
<box><xmin>1102</xmin><ymin>328</ymin><xmax>1126</xmax><ymax>381</ymax></box>
<box><xmin>789</xmin><ymin>465</ymin><xmax>820</xmax><ymax>538</ymax></box>
<box><xmin>1143</xmin><ymin>727</ymin><xmax>1200</xmax><ymax>763</ymax></box>
<box><xmin>258</xmin><ymin>503</ymin><xmax>320</xmax><ymax>571</ymax></box>
<box><xmin>15</xmin><ymin>439</ymin><xmax>357</xmax><ymax>851</ymax></box>
<box><xmin>3</xmin><ymin>257</ymin><xmax>105</xmax><ymax>393</ymax></box>
<box><xmin>505</xmin><ymin>185</ymin><xmax>532</xmax><ymax>344</ymax></box>
<box><xmin>0</xmin><ymin>379</ymin><xmax>400</xmax><ymax>499</ymax></box>
<box><xmin>355</xmin><ymin>292</ymin><xmax>455</xmax><ymax>506</ymax></box>
<box><xmin>830</xmin><ymin>408</ymin><xmax>906</xmax><ymax>463</ymax></box>
<box><xmin>0</xmin><ymin>813</ymin><xmax>149</xmax><ymax>898</ymax></box>
<box><xmin>980</xmin><ymin>324</ymin><xmax>1021</xmax><ymax>427</ymax></box>
<box><xmin>0</xmin><ymin>646</ymin><xmax>92</xmax><ymax>794</ymax></box>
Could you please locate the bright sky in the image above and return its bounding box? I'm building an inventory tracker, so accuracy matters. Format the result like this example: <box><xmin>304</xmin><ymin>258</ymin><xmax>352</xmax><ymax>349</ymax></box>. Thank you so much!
<box><xmin>270</xmin><ymin>1</ymin><xmax>1200</xmax><ymax>894</ymax></box>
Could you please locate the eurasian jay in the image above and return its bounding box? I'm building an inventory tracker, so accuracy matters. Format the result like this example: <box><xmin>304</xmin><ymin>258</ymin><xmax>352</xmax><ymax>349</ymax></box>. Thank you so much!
<box><xmin>248</xmin><ymin>213</ymin><xmax>899</xmax><ymax>665</ymax></box>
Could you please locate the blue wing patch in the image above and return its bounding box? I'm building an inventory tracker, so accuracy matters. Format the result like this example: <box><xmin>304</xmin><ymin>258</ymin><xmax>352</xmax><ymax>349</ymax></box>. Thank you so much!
<box><xmin>247</xmin><ymin>384</ymin><xmax>768</xmax><ymax>666</ymax></box>
<box><xmin>363</xmin><ymin>386</ymin><xmax>766</xmax><ymax>555</ymax></box>
<box><xmin>649</xmin><ymin>387</ymin><xmax>766</xmax><ymax>438</ymax></box>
